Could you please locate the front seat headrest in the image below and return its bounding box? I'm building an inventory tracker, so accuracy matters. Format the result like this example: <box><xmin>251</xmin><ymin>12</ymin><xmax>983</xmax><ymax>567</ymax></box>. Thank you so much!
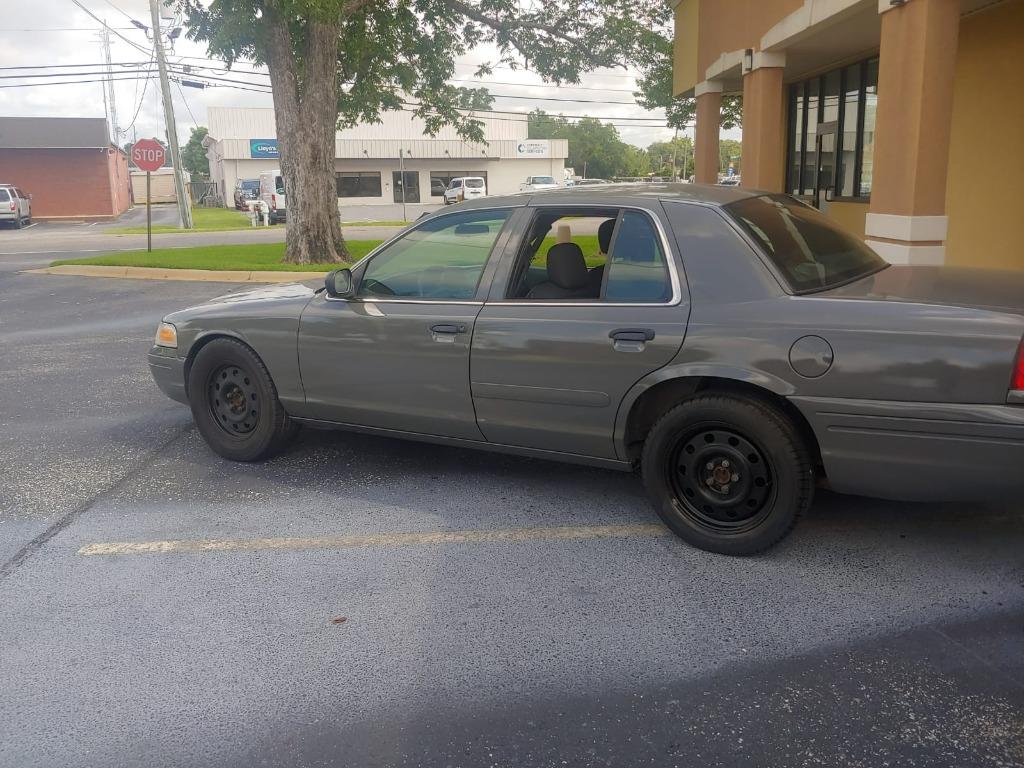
<box><xmin>598</xmin><ymin>219</ymin><xmax>616</xmax><ymax>254</ymax></box>
<box><xmin>546</xmin><ymin>242</ymin><xmax>589</xmax><ymax>290</ymax></box>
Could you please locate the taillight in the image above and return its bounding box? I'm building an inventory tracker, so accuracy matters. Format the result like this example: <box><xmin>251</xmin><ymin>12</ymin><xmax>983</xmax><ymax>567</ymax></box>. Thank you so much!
<box><xmin>1012</xmin><ymin>336</ymin><xmax>1024</xmax><ymax>391</ymax></box>
<box><xmin>8</xmin><ymin>202</ymin><xmax>13</xmax><ymax>211</ymax></box>
<box><xmin>271</xmin><ymin>194</ymin><xmax>277</xmax><ymax>209</ymax></box>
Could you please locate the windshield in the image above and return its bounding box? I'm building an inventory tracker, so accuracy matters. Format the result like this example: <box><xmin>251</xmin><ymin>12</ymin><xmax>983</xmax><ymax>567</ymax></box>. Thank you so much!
<box><xmin>725</xmin><ymin>194</ymin><xmax>887</xmax><ymax>293</ymax></box>
<box><xmin>532</xmin><ymin>176</ymin><xmax>556</xmax><ymax>185</ymax></box>
<box><xmin>241</xmin><ymin>180</ymin><xmax>259</xmax><ymax>192</ymax></box>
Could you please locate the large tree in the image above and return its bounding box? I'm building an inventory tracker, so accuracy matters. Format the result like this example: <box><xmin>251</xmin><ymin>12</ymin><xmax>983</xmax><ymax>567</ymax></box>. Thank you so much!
<box><xmin>527</xmin><ymin>110</ymin><xmax>630</xmax><ymax>180</ymax></box>
<box><xmin>180</xmin><ymin>0</ymin><xmax>663</xmax><ymax>264</ymax></box>
<box><xmin>181</xmin><ymin>126</ymin><xmax>210</xmax><ymax>178</ymax></box>
<box><xmin>632</xmin><ymin>17</ymin><xmax>741</xmax><ymax>132</ymax></box>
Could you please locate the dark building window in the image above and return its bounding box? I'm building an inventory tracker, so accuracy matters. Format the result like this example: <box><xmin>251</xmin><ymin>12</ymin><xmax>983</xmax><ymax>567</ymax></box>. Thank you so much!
<box><xmin>336</xmin><ymin>172</ymin><xmax>382</xmax><ymax>198</ymax></box>
<box><xmin>786</xmin><ymin>57</ymin><xmax>879</xmax><ymax>201</ymax></box>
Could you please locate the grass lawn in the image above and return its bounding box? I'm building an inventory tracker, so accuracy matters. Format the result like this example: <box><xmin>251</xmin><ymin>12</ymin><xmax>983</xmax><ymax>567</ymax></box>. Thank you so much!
<box><xmin>50</xmin><ymin>242</ymin><xmax>383</xmax><ymax>272</ymax></box>
<box><xmin>109</xmin><ymin>207</ymin><xmax>410</xmax><ymax>234</ymax></box>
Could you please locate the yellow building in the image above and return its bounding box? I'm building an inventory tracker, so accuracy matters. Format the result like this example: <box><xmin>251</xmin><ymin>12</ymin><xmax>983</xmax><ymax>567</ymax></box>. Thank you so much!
<box><xmin>671</xmin><ymin>0</ymin><xmax>1024</xmax><ymax>270</ymax></box>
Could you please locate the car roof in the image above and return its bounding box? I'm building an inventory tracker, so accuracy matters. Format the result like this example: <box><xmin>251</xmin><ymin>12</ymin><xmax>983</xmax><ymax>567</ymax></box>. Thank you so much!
<box><xmin>458</xmin><ymin>182</ymin><xmax>764</xmax><ymax>210</ymax></box>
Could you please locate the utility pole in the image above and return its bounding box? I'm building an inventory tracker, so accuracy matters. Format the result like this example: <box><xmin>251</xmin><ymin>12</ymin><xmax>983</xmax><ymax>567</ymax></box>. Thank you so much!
<box><xmin>148</xmin><ymin>0</ymin><xmax>192</xmax><ymax>229</ymax></box>
<box><xmin>671</xmin><ymin>127</ymin><xmax>678</xmax><ymax>182</ymax></box>
<box><xmin>101</xmin><ymin>23</ymin><xmax>118</xmax><ymax>144</ymax></box>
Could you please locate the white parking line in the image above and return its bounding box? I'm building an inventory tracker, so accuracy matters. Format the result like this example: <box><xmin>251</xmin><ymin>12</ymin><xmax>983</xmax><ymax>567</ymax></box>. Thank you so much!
<box><xmin>78</xmin><ymin>523</ymin><xmax>670</xmax><ymax>556</ymax></box>
<box><xmin>23</xmin><ymin>222</ymin><xmax>38</xmax><ymax>230</ymax></box>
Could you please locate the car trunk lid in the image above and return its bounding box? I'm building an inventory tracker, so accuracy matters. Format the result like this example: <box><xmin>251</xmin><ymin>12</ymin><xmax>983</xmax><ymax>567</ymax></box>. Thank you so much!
<box><xmin>820</xmin><ymin>265</ymin><xmax>1024</xmax><ymax>316</ymax></box>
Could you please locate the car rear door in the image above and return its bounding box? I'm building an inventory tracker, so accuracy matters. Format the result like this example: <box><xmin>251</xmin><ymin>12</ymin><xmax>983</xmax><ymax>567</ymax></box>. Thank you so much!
<box><xmin>297</xmin><ymin>206</ymin><xmax>520</xmax><ymax>439</ymax></box>
<box><xmin>470</xmin><ymin>202</ymin><xmax>690</xmax><ymax>460</ymax></box>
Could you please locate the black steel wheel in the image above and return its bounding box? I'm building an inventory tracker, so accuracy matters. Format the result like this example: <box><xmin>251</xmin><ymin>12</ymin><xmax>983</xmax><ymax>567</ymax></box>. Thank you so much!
<box><xmin>208</xmin><ymin>364</ymin><xmax>261</xmax><ymax>435</ymax></box>
<box><xmin>642</xmin><ymin>394</ymin><xmax>814</xmax><ymax>555</ymax></box>
<box><xmin>668</xmin><ymin>428</ymin><xmax>775</xmax><ymax>534</ymax></box>
<box><xmin>188</xmin><ymin>338</ymin><xmax>297</xmax><ymax>462</ymax></box>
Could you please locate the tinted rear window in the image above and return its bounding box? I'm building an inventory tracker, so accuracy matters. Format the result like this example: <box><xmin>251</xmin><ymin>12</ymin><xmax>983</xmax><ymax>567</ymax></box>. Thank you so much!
<box><xmin>274</xmin><ymin>176</ymin><xmax>285</xmax><ymax>194</ymax></box>
<box><xmin>465</xmin><ymin>179</ymin><xmax>484</xmax><ymax>189</ymax></box>
<box><xmin>533</xmin><ymin>176</ymin><xmax>555</xmax><ymax>185</ymax></box>
<box><xmin>0</xmin><ymin>189</ymin><xmax>9</xmax><ymax>202</ymax></box>
<box><xmin>725</xmin><ymin>194</ymin><xmax>887</xmax><ymax>292</ymax></box>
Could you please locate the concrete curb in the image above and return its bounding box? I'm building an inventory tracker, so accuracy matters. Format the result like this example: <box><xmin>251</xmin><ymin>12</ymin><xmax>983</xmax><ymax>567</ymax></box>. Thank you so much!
<box><xmin>25</xmin><ymin>265</ymin><xmax>328</xmax><ymax>283</ymax></box>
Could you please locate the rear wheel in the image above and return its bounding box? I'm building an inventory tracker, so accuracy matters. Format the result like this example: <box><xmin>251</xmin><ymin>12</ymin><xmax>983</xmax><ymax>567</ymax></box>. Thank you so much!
<box><xmin>187</xmin><ymin>338</ymin><xmax>297</xmax><ymax>461</ymax></box>
<box><xmin>641</xmin><ymin>394</ymin><xmax>814</xmax><ymax>555</ymax></box>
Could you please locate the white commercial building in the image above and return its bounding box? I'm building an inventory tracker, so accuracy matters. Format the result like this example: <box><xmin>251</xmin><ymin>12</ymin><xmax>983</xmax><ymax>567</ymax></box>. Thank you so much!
<box><xmin>204</xmin><ymin>106</ymin><xmax>569</xmax><ymax>220</ymax></box>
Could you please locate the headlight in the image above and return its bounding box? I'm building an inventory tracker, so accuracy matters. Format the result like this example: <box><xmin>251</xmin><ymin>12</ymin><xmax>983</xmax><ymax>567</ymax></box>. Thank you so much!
<box><xmin>155</xmin><ymin>322</ymin><xmax>178</xmax><ymax>348</ymax></box>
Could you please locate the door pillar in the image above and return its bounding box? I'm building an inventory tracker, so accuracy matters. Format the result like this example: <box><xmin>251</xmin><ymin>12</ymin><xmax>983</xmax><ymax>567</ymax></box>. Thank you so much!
<box><xmin>865</xmin><ymin>0</ymin><xmax>960</xmax><ymax>265</ymax></box>
<box><xmin>694</xmin><ymin>81</ymin><xmax>722</xmax><ymax>185</ymax></box>
<box><xmin>740</xmin><ymin>52</ymin><xmax>786</xmax><ymax>192</ymax></box>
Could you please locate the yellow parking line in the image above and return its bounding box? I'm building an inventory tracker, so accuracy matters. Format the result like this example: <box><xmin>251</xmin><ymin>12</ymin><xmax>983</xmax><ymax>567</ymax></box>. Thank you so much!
<box><xmin>77</xmin><ymin>523</ymin><xmax>670</xmax><ymax>557</ymax></box>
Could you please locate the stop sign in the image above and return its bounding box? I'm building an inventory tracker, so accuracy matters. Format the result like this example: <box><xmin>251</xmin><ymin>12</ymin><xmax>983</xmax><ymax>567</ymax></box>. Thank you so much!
<box><xmin>131</xmin><ymin>139</ymin><xmax>166</xmax><ymax>172</ymax></box>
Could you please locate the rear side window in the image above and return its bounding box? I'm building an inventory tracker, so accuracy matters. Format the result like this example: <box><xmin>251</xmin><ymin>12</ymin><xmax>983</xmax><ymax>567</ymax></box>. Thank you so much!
<box><xmin>274</xmin><ymin>176</ymin><xmax>285</xmax><ymax>194</ymax></box>
<box><xmin>604</xmin><ymin>211</ymin><xmax>672</xmax><ymax>303</ymax></box>
<box><xmin>0</xmin><ymin>189</ymin><xmax>9</xmax><ymax>202</ymax></box>
<box><xmin>725</xmin><ymin>194</ymin><xmax>887</xmax><ymax>292</ymax></box>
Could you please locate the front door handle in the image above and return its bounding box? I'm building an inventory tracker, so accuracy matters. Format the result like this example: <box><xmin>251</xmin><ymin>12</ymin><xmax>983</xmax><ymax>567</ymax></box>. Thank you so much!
<box><xmin>609</xmin><ymin>328</ymin><xmax>655</xmax><ymax>342</ymax></box>
<box><xmin>430</xmin><ymin>323</ymin><xmax>466</xmax><ymax>334</ymax></box>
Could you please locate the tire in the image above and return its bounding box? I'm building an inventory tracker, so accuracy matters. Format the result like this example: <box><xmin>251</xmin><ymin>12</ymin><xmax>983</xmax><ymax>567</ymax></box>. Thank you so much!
<box><xmin>14</xmin><ymin>215</ymin><xmax>23</xmax><ymax>229</ymax></box>
<box><xmin>641</xmin><ymin>394</ymin><xmax>814</xmax><ymax>556</ymax></box>
<box><xmin>187</xmin><ymin>338</ymin><xmax>298</xmax><ymax>461</ymax></box>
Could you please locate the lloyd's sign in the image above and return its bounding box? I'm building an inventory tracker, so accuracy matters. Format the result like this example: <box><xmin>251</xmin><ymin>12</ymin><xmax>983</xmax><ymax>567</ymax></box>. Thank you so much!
<box><xmin>515</xmin><ymin>139</ymin><xmax>550</xmax><ymax>158</ymax></box>
<box><xmin>249</xmin><ymin>139</ymin><xmax>279</xmax><ymax>159</ymax></box>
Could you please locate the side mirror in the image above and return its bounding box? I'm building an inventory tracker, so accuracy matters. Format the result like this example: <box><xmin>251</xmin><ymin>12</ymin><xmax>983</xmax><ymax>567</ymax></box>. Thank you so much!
<box><xmin>325</xmin><ymin>268</ymin><xmax>354</xmax><ymax>298</ymax></box>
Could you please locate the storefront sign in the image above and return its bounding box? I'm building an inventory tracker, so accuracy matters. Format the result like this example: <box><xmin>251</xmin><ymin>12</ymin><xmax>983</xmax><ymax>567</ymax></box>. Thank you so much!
<box><xmin>516</xmin><ymin>139</ymin><xmax>550</xmax><ymax>158</ymax></box>
<box><xmin>249</xmin><ymin>139</ymin><xmax>279</xmax><ymax>159</ymax></box>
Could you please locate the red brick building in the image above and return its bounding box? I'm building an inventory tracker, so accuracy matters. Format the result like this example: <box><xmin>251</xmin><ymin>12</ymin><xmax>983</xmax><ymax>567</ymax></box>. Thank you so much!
<box><xmin>0</xmin><ymin>117</ymin><xmax>132</xmax><ymax>219</ymax></box>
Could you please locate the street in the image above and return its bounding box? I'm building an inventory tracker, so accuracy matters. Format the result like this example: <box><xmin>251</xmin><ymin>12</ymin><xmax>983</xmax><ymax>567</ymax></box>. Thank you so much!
<box><xmin>1</xmin><ymin>237</ymin><xmax>1022</xmax><ymax>768</ymax></box>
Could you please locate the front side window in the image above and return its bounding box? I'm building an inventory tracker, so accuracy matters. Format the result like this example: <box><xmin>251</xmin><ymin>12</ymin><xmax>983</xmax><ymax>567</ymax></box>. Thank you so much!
<box><xmin>507</xmin><ymin>207</ymin><xmax>672</xmax><ymax>303</ymax></box>
<box><xmin>726</xmin><ymin>195</ymin><xmax>887</xmax><ymax>293</ymax></box>
<box><xmin>358</xmin><ymin>209</ymin><xmax>511</xmax><ymax>300</ymax></box>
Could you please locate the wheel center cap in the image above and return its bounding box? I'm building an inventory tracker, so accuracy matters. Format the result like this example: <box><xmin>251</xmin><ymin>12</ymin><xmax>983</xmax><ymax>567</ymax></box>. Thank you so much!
<box><xmin>713</xmin><ymin>465</ymin><xmax>732</xmax><ymax>484</ymax></box>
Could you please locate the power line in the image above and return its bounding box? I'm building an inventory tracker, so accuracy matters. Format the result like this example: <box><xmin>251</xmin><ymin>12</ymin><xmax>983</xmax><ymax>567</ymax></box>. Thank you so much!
<box><xmin>174</xmin><ymin>79</ymin><xmax>200</xmax><ymax>128</ymax></box>
<box><xmin>68</xmin><ymin>0</ymin><xmax>151</xmax><ymax>55</ymax></box>
<box><xmin>100</xmin><ymin>0</ymin><xmax>140</xmax><ymax>24</ymax></box>
<box><xmin>5</xmin><ymin>26</ymin><xmax>137</xmax><ymax>31</ymax></box>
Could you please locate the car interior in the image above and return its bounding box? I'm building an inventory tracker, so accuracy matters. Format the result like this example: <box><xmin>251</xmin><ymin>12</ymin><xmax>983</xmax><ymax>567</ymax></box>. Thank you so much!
<box><xmin>508</xmin><ymin>208</ymin><xmax>671</xmax><ymax>302</ymax></box>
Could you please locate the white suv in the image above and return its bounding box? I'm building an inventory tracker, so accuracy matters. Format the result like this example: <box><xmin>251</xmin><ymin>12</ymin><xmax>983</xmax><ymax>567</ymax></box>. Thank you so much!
<box><xmin>443</xmin><ymin>177</ymin><xmax>487</xmax><ymax>205</ymax></box>
<box><xmin>0</xmin><ymin>185</ymin><xmax>32</xmax><ymax>228</ymax></box>
<box><xmin>519</xmin><ymin>175</ymin><xmax>561</xmax><ymax>192</ymax></box>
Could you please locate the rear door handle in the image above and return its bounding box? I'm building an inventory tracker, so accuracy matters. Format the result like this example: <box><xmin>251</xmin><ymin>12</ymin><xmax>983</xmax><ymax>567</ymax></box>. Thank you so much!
<box><xmin>430</xmin><ymin>323</ymin><xmax>466</xmax><ymax>334</ymax></box>
<box><xmin>609</xmin><ymin>328</ymin><xmax>655</xmax><ymax>342</ymax></box>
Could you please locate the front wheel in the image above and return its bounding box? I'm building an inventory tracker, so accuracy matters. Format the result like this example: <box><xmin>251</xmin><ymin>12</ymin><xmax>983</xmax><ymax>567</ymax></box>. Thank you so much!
<box><xmin>641</xmin><ymin>394</ymin><xmax>814</xmax><ymax>555</ymax></box>
<box><xmin>187</xmin><ymin>338</ymin><xmax>297</xmax><ymax>461</ymax></box>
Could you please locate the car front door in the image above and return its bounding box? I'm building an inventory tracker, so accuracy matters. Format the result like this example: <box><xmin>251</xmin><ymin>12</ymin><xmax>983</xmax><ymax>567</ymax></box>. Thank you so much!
<box><xmin>470</xmin><ymin>204</ymin><xmax>690</xmax><ymax>460</ymax></box>
<box><xmin>297</xmin><ymin>207</ymin><xmax>518</xmax><ymax>439</ymax></box>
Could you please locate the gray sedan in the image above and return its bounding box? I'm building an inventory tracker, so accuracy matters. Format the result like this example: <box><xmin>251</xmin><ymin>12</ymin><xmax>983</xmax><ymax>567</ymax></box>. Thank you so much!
<box><xmin>149</xmin><ymin>185</ymin><xmax>1024</xmax><ymax>555</ymax></box>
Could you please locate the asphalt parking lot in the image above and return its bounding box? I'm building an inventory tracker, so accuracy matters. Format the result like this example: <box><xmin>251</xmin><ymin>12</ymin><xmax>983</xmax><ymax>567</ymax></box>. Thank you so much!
<box><xmin>1</xmin><ymin>250</ymin><xmax>1023</xmax><ymax>767</ymax></box>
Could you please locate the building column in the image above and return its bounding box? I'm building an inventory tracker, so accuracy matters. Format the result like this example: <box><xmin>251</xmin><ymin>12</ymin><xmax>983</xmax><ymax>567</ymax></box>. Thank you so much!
<box><xmin>740</xmin><ymin>52</ymin><xmax>786</xmax><ymax>192</ymax></box>
<box><xmin>865</xmin><ymin>0</ymin><xmax>960</xmax><ymax>265</ymax></box>
<box><xmin>694</xmin><ymin>81</ymin><xmax>722</xmax><ymax>185</ymax></box>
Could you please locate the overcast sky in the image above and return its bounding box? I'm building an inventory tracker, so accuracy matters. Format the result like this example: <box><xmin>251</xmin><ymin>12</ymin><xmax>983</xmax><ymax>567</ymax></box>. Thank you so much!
<box><xmin>1</xmin><ymin>0</ymin><xmax>741</xmax><ymax>151</ymax></box>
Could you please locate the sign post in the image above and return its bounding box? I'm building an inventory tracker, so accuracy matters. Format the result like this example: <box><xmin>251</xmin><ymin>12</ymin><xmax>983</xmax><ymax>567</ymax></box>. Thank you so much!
<box><xmin>131</xmin><ymin>139</ymin><xmax>167</xmax><ymax>252</ymax></box>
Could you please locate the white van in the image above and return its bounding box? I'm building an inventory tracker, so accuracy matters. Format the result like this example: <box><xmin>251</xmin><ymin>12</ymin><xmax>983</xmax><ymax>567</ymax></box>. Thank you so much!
<box><xmin>258</xmin><ymin>170</ymin><xmax>286</xmax><ymax>224</ymax></box>
<box><xmin>443</xmin><ymin>177</ymin><xmax>487</xmax><ymax>205</ymax></box>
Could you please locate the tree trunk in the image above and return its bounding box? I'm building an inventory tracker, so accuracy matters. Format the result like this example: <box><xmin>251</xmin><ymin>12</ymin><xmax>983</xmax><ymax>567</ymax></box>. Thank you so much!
<box><xmin>264</xmin><ymin>5</ymin><xmax>348</xmax><ymax>264</ymax></box>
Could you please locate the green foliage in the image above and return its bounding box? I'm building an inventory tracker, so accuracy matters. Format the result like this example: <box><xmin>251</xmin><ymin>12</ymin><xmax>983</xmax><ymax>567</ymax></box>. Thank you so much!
<box><xmin>719</xmin><ymin>138</ymin><xmax>742</xmax><ymax>174</ymax></box>
<box><xmin>631</xmin><ymin>10</ymin><xmax>742</xmax><ymax>131</ymax></box>
<box><xmin>528</xmin><ymin>110</ymin><xmax>636</xmax><ymax>179</ymax></box>
<box><xmin>181</xmin><ymin>126</ymin><xmax>210</xmax><ymax>178</ymax></box>
<box><xmin>647</xmin><ymin>136</ymin><xmax>694</xmax><ymax>179</ymax></box>
<box><xmin>179</xmin><ymin>0</ymin><xmax>667</xmax><ymax>143</ymax></box>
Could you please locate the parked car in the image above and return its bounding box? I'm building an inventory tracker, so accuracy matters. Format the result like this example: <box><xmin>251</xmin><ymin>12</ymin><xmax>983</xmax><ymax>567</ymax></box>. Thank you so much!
<box><xmin>233</xmin><ymin>179</ymin><xmax>260</xmax><ymax>210</ymax></box>
<box><xmin>443</xmin><ymin>177</ymin><xmax>487</xmax><ymax>205</ymax></box>
<box><xmin>0</xmin><ymin>184</ymin><xmax>32</xmax><ymax>228</ymax></box>
<box><xmin>258</xmin><ymin>170</ymin><xmax>286</xmax><ymax>224</ymax></box>
<box><xmin>718</xmin><ymin>176</ymin><xmax>741</xmax><ymax>186</ymax></box>
<box><xmin>149</xmin><ymin>184</ymin><xmax>1024</xmax><ymax>555</ymax></box>
<box><xmin>575</xmin><ymin>179</ymin><xmax>611</xmax><ymax>186</ymax></box>
<box><xmin>519</xmin><ymin>175</ymin><xmax>560</xmax><ymax>192</ymax></box>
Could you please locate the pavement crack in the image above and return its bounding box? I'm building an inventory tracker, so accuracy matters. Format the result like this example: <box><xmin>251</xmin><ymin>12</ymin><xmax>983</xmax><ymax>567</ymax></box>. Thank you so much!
<box><xmin>0</xmin><ymin>425</ymin><xmax>190</xmax><ymax>583</ymax></box>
